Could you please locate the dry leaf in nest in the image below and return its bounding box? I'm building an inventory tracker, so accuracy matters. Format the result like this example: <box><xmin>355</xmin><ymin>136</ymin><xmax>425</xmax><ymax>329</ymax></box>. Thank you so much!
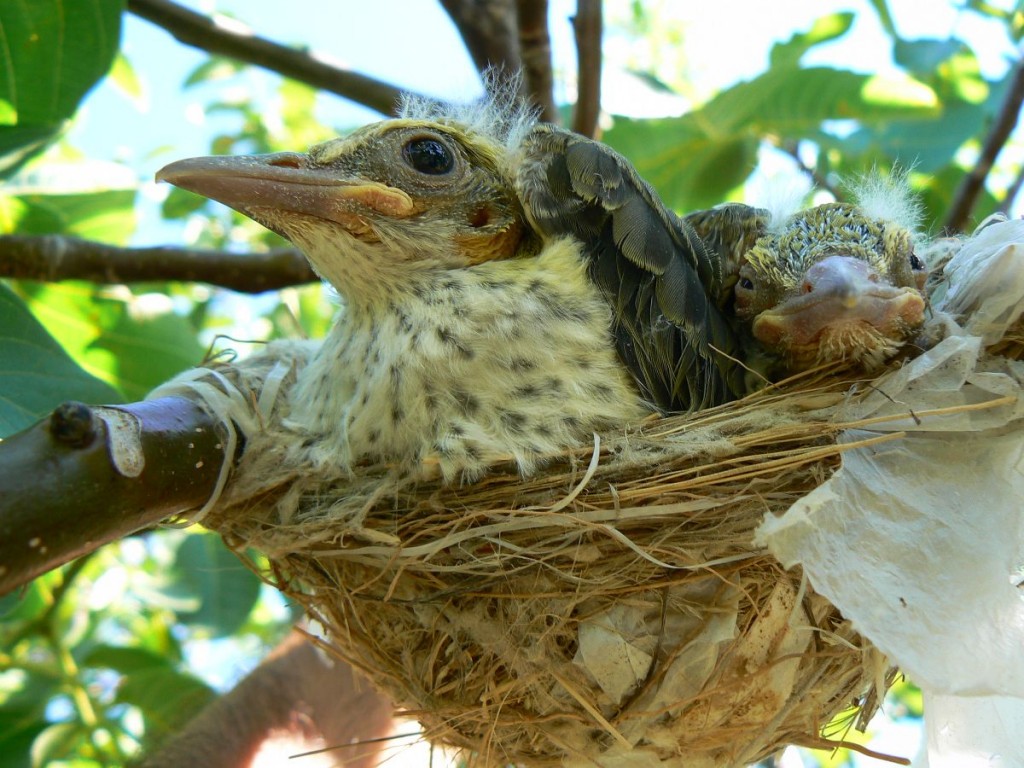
<box><xmin>149</xmin><ymin>218</ymin><xmax>1024</xmax><ymax>767</ymax></box>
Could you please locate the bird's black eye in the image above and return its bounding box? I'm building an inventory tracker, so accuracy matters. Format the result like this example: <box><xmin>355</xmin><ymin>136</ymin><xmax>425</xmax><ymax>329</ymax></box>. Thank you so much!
<box><xmin>403</xmin><ymin>137</ymin><xmax>454</xmax><ymax>175</ymax></box>
<box><xmin>909</xmin><ymin>252</ymin><xmax>925</xmax><ymax>271</ymax></box>
<box><xmin>738</xmin><ymin>276</ymin><xmax>754</xmax><ymax>291</ymax></box>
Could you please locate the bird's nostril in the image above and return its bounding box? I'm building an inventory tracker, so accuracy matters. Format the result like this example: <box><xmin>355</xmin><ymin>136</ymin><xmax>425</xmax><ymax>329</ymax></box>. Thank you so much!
<box><xmin>268</xmin><ymin>155</ymin><xmax>302</xmax><ymax>169</ymax></box>
<box><xmin>802</xmin><ymin>280</ymin><xmax>814</xmax><ymax>294</ymax></box>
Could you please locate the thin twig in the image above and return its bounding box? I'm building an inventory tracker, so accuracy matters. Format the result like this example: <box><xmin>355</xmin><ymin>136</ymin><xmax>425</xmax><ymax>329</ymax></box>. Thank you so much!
<box><xmin>516</xmin><ymin>0</ymin><xmax>559</xmax><ymax>122</ymax></box>
<box><xmin>944</xmin><ymin>58</ymin><xmax>1024</xmax><ymax>233</ymax></box>
<box><xmin>439</xmin><ymin>0</ymin><xmax>521</xmax><ymax>75</ymax></box>
<box><xmin>126</xmin><ymin>0</ymin><xmax>420</xmax><ymax>116</ymax></box>
<box><xmin>571</xmin><ymin>0</ymin><xmax>602</xmax><ymax>137</ymax></box>
<box><xmin>0</xmin><ymin>235</ymin><xmax>317</xmax><ymax>293</ymax></box>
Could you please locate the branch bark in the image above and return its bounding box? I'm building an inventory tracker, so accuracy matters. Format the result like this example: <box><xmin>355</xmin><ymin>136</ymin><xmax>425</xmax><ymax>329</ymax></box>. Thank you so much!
<box><xmin>943</xmin><ymin>59</ymin><xmax>1024</xmax><ymax>233</ymax></box>
<box><xmin>516</xmin><ymin>0</ymin><xmax>559</xmax><ymax>123</ymax></box>
<box><xmin>126</xmin><ymin>0</ymin><xmax>422</xmax><ymax>117</ymax></box>
<box><xmin>141</xmin><ymin>631</ymin><xmax>396</xmax><ymax>768</ymax></box>
<box><xmin>439</xmin><ymin>0</ymin><xmax>521</xmax><ymax>75</ymax></box>
<box><xmin>0</xmin><ymin>235</ymin><xmax>316</xmax><ymax>293</ymax></box>
<box><xmin>571</xmin><ymin>0</ymin><xmax>602</xmax><ymax>138</ymax></box>
<box><xmin>0</xmin><ymin>398</ymin><xmax>225</xmax><ymax>595</ymax></box>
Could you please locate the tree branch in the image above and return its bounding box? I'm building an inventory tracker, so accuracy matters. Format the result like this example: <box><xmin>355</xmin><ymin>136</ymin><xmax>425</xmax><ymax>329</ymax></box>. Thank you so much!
<box><xmin>126</xmin><ymin>0</ymin><xmax>422</xmax><ymax>117</ymax></box>
<box><xmin>0</xmin><ymin>398</ymin><xmax>225</xmax><ymax>595</ymax></box>
<box><xmin>571</xmin><ymin>0</ymin><xmax>602</xmax><ymax>138</ymax></box>
<box><xmin>515</xmin><ymin>0</ymin><xmax>559</xmax><ymax>123</ymax></box>
<box><xmin>0</xmin><ymin>235</ymin><xmax>317</xmax><ymax>293</ymax></box>
<box><xmin>141</xmin><ymin>631</ymin><xmax>396</xmax><ymax>768</ymax></box>
<box><xmin>943</xmin><ymin>59</ymin><xmax>1024</xmax><ymax>233</ymax></box>
<box><xmin>439</xmin><ymin>0</ymin><xmax>521</xmax><ymax>75</ymax></box>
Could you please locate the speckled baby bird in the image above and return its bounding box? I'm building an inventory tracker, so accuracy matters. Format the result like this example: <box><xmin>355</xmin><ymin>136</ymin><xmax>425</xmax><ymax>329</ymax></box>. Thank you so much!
<box><xmin>157</xmin><ymin>92</ymin><xmax>743</xmax><ymax>480</ymax></box>
<box><xmin>687</xmin><ymin>177</ymin><xmax>929</xmax><ymax>374</ymax></box>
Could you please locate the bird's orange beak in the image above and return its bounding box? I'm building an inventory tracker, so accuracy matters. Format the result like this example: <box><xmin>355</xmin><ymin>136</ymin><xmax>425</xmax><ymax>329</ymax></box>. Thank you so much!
<box><xmin>156</xmin><ymin>153</ymin><xmax>416</xmax><ymax>227</ymax></box>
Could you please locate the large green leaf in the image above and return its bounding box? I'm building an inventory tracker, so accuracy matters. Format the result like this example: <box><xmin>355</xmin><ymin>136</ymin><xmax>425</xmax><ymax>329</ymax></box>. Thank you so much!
<box><xmin>82</xmin><ymin>644</ymin><xmax>175</xmax><ymax>675</ymax></box>
<box><xmin>0</xmin><ymin>0</ymin><xmax>124</xmax><ymax>177</ymax></box>
<box><xmin>20</xmin><ymin>282</ymin><xmax>205</xmax><ymax>401</ymax></box>
<box><xmin>116</xmin><ymin>667</ymin><xmax>216</xmax><ymax>742</ymax></box>
<box><xmin>841</xmin><ymin>48</ymin><xmax>1006</xmax><ymax>174</ymax></box>
<box><xmin>604</xmin><ymin>66</ymin><xmax>938</xmax><ymax>211</ymax></box>
<box><xmin>171</xmin><ymin>534</ymin><xmax>262</xmax><ymax>636</ymax></box>
<box><xmin>769</xmin><ymin>12</ymin><xmax>855</xmax><ymax>68</ymax></box>
<box><xmin>0</xmin><ymin>712</ymin><xmax>46</xmax><ymax>768</ymax></box>
<box><xmin>7</xmin><ymin>188</ymin><xmax>137</xmax><ymax>244</ymax></box>
<box><xmin>0</xmin><ymin>282</ymin><xmax>120</xmax><ymax>437</ymax></box>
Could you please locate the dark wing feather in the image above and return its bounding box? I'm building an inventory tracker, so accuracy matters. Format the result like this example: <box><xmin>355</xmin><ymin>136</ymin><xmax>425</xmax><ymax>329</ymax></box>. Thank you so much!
<box><xmin>515</xmin><ymin>124</ymin><xmax>744</xmax><ymax>413</ymax></box>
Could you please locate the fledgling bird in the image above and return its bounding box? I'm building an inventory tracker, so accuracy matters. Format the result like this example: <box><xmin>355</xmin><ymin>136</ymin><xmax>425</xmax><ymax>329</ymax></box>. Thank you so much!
<box><xmin>687</xmin><ymin>179</ymin><xmax>929</xmax><ymax>374</ymax></box>
<box><xmin>157</xmin><ymin>93</ymin><xmax>743</xmax><ymax>480</ymax></box>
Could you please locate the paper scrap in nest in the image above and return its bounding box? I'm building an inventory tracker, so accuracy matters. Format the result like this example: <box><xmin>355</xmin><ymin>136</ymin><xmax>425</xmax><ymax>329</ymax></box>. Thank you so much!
<box><xmin>758</xmin><ymin>216</ymin><xmax>1024</xmax><ymax>767</ymax></box>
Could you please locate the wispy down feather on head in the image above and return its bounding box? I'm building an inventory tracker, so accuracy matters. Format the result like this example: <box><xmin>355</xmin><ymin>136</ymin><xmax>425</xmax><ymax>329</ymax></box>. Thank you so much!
<box><xmin>846</xmin><ymin>165</ymin><xmax>923</xmax><ymax>235</ymax></box>
<box><xmin>398</xmin><ymin>69</ymin><xmax>539</xmax><ymax>155</ymax></box>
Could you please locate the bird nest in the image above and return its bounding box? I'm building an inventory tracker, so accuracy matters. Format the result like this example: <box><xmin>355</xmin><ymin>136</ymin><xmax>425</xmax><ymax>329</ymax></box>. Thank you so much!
<box><xmin>163</xmin><ymin>219</ymin><xmax>1024</xmax><ymax>767</ymax></box>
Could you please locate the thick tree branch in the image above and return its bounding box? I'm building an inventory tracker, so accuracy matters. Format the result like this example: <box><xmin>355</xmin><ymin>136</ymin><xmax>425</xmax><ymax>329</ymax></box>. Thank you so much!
<box><xmin>571</xmin><ymin>0</ymin><xmax>602</xmax><ymax>138</ymax></box>
<box><xmin>141</xmin><ymin>631</ymin><xmax>396</xmax><ymax>768</ymax></box>
<box><xmin>944</xmin><ymin>59</ymin><xmax>1024</xmax><ymax>233</ymax></box>
<box><xmin>126</xmin><ymin>0</ymin><xmax>421</xmax><ymax>117</ymax></box>
<box><xmin>439</xmin><ymin>0</ymin><xmax>521</xmax><ymax>75</ymax></box>
<box><xmin>0</xmin><ymin>398</ymin><xmax>225</xmax><ymax>595</ymax></box>
<box><xmin>0</xmin><ymin>235</ymin><xmax>317</xmax><ymax>293</ymax></box>
<box><xmin>516</xmin><ymin>0</ymin><xmax>559</xmax><ymax>123</ymax></box>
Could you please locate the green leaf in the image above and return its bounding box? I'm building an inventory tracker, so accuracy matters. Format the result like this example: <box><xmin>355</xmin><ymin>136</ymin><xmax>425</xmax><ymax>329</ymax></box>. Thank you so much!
<box><xmin>160</xmin><ymin>186</ymin><xmax>208</xmax><ymax>220</ymax></box>
<box><xmin>183</xmin><ymin>56</ymin><xmax>245</xmax><ymax>88</ymax></box>
<box><xmin>81</xmin><ymin>644</ymin><xmax>173</xmax><ymax>675</ymax></box>
<box><xmin>894</xmin><ymin>38</ymin><xmax>964</xmax><ymax>76</ymax></box>
<box><xmin>30</xmin><ymin>721</ymin><xmax>87</xmax><ymax>767</ymax></box>
<box><xmin>21</xmin><ymin>282</ymin><xmax>204</xmax><ymax>401</ymax></box>
<box><xmin>603</xmin><ymin>117</ymin><xmax>757</xmax><ymax>211</ymax></box>
<box><xmin>0</xmin><ymin>0</ymin><xmax>125</xmax><ymax>178</ymax></box>
<box><xmin>603</xmin><ymin>67</ymin><xmax>937</xmax><ymax>211</ymax></box>
<box><xmin>770</xmin><ymin>12</ymin><xmax>855</xmax><ymax>68</ymax></box>
<box><xmin>108</xmin><ymin>51</ymin><xmax>144</xmax><ymax>108</ymax></box>
<box><xmin>10</xmin><ymin>189</ymin><xmax>137</xmax><ymax>244</ymax></box>
<box><xmin>172</xmin><ymin>534</ymin><xmax>262</xmax><ymax>636</ymax></box>
<box><xmin>916</xmin><ymin>163</ymin><xmax>999</xmax><ymax>231</ymax></box>
<box><xmin>116</xmin><ymin>667</ymin><xmax>216</xmax><ymax>741</ymax></box>
<box><xmin>0</xmin><ymin>710</ymin><xmax>47</xmax><ymax>768</ymax></box>
<box><xmin>868</xmin><ymin>0</ymin><xmax>899</xmax><ymax>39</ymax></box>
<box><xmin>0</xmin><ymin>282</ymin><xmax>120</xmax><ymax>437</ymax></box>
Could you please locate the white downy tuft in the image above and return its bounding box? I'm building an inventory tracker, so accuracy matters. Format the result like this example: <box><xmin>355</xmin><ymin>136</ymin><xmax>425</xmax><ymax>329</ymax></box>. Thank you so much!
<box><xmin>847</xmin><ymin>165</ymin><xmax>924</xmax><ymax>234</ymax></box>
<box><xmin>398</xmin><ymin>69</ymin><xmax>539</xmax><ymax>153</ymax></box>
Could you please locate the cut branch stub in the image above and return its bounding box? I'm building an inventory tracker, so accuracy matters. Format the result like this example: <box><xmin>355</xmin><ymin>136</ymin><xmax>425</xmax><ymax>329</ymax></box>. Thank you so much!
<box><xmin>0</xmin><ymin>397</ymin><xmax>227</xmax><ymax>594</ymax></box>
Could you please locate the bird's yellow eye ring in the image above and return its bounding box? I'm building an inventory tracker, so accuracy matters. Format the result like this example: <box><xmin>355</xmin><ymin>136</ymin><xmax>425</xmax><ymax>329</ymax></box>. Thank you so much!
<box><xmin>403</xmin><ymin>136</ymin><xmax>455</xmax><ymax>175</ymax></box>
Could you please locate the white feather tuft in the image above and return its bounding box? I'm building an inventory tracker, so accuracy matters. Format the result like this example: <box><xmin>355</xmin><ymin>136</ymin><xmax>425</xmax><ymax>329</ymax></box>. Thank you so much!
<box><xmin>847</xmin><ymin>165</ymin><xmax>923</xmax><ymax>234</ymax></box>
<box><xmin>398</xmin><ymin>69</ymin><xmax>539</xmax><ymax>153</ymax></box>
<box><xmin>746</xmin><ymin>173</ymin><xmax>813</xmax><ymax>234</ymax></box>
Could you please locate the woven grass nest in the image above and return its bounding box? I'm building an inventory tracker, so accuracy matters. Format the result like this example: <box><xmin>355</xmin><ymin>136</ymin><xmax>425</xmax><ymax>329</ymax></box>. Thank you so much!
<box><xmin>167</xmin><ymin>219</ymin><xmax>1024</xmax><ymax>767</ymax></box>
